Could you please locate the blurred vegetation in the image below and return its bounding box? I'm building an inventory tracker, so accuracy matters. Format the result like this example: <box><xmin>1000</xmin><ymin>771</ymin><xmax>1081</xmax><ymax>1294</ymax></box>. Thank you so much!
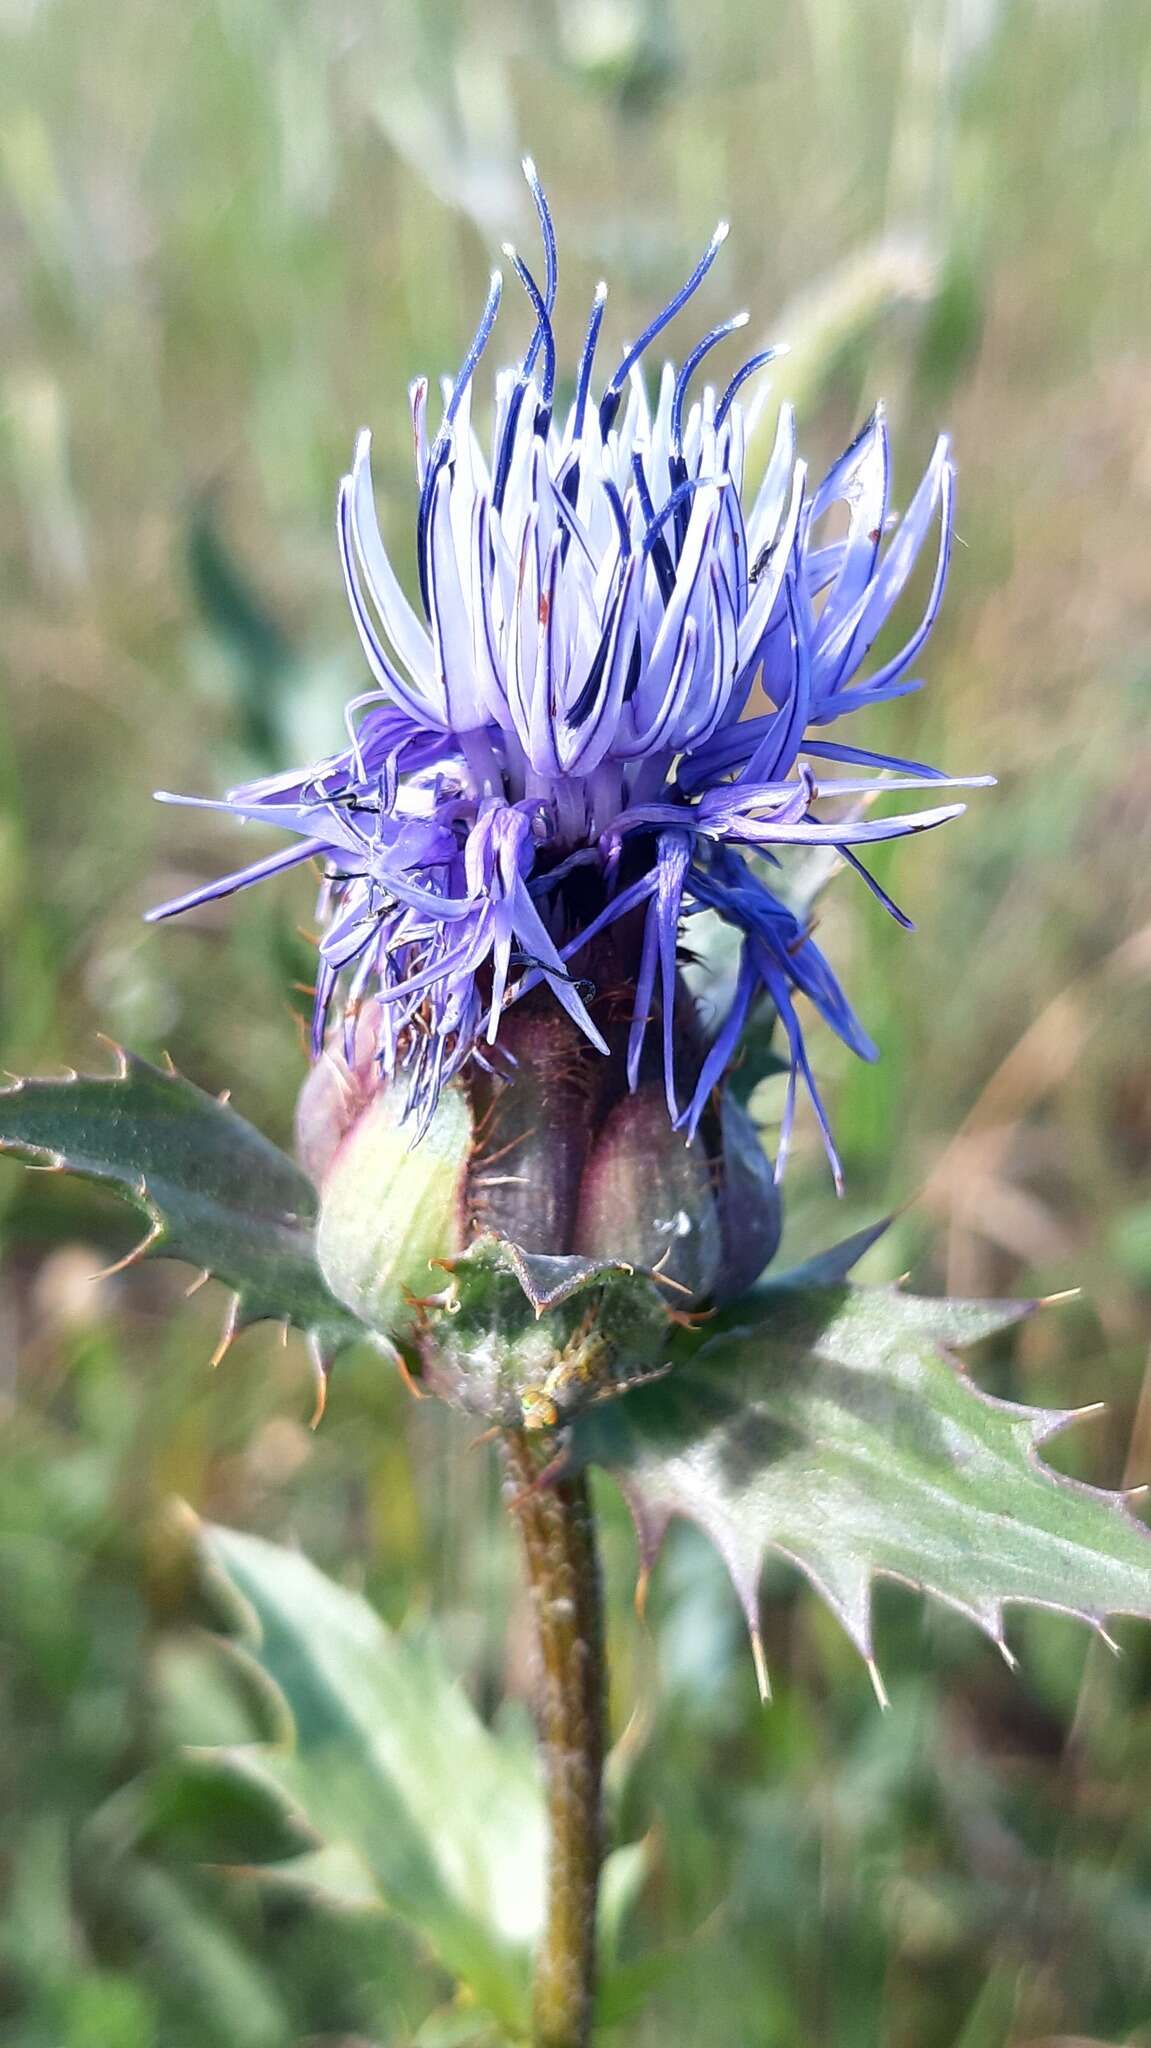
<box><xmin>2</xmin><ymin>0</ymin><xmax>1151</xmax><ymax>2040</ymax></box>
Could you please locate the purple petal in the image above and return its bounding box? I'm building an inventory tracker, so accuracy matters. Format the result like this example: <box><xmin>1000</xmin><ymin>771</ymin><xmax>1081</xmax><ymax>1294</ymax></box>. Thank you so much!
<box><xmin>146</xmin><ymin>835</ymin><xmax>326</xmax><ymax>922</ymax></box>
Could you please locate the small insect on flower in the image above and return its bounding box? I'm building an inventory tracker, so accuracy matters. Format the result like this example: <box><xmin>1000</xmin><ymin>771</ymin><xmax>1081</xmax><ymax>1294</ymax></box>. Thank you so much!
<box><xmin>149</xmin><ymin>160</ymin><xmax>990</xmax><ymax>1188</ymax></box>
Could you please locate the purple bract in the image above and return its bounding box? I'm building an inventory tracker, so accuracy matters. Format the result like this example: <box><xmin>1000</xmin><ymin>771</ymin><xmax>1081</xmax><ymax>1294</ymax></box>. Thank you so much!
<box><xmin>150</xmin><ymin>163</ymin><xmax>988</xmax><ymax>1186</ymax></box>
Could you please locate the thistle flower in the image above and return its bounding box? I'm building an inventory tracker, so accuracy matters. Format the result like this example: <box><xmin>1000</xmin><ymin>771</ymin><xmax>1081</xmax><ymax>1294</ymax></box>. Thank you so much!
<box><xmin>150</xmin><ymin>162</ymin><xmax>987</xmax><ymax>1187</ymax></box>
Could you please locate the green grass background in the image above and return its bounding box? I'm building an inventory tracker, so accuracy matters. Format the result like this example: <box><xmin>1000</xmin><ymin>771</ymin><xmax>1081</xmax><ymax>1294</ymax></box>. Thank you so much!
<box><xmin>2</xmin><ymin>0</ymin><xmax>1151</xmax><ymax>2041</ymax></box>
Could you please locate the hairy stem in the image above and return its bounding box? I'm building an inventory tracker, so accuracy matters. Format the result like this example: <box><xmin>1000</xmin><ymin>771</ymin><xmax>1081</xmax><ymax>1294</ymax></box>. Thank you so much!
<box><xmin>503</xmin><ymin>1430</ymin><xmax>606</xmax><ymax>2048</ymax></box>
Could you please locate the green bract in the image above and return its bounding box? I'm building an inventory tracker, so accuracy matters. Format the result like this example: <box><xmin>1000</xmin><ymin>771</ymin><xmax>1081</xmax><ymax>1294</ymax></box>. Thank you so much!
<box><xmin>314</xmin><ymin>1079</ymin><xmax>472</xmax><ymax>1342</ymax></box>
<box><xmin>416</xmin><ymin>1236</ymin><xmax>678</xmax><ymax>1429</ymax></box>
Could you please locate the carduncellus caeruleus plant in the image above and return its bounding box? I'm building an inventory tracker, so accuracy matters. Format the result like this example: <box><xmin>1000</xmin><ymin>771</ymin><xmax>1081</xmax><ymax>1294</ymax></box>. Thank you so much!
<box><xmin>4</xmin><ymin>165</ymin><xmax>1151</xmax><ymax>2048</ymax></box>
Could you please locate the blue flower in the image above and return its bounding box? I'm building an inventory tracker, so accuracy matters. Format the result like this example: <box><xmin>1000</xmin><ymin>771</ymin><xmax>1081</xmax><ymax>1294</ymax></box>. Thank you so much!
<box><xmin>150</xmin><ymin>163</ymin><xmax>988</xmax><ymax>1186</ymax></box>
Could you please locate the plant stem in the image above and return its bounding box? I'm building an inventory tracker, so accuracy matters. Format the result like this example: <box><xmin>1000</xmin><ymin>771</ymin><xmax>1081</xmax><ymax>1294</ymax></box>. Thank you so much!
<box><xmin>503</xmin><ymin>1430</ymin><xmax>606</xmax><ymax>2048</ymax></box>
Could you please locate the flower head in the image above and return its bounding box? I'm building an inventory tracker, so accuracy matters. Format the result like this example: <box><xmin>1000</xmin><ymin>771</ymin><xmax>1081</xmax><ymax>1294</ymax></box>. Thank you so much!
<box><xmin>150</xmin><ymin>163</ymin><xmax>987</xmax><ymax>1187</ymax></box>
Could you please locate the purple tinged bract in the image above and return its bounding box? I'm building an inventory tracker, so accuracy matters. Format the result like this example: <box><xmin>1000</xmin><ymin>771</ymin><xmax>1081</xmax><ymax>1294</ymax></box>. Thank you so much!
<box><xmin>149</xmin><ymin>163</ymin><xmax>989</xmax><ymax>1187</ymax></box>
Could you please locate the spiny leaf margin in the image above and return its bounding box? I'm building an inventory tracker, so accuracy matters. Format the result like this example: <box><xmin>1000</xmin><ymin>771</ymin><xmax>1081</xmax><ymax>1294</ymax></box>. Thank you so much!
<box><xmin>567</xmin><ymin>1256</ymin><xmax>1151</xmax><ymax>1694</ymax></box>
<box><xmin>0</xmin><ymin>1047</ymin><xmax>366</xmax><ymax>1378</ymax></box>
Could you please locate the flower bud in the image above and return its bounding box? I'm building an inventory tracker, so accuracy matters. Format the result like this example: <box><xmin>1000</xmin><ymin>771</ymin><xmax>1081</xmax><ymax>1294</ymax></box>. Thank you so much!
<box><xmin>573</xmin><ymin>1085</ymin><xmax>722</xmax><ymax>1300</ymax></box>
<box><xmin>302</xmin><ymin>978</ymin><xmax>781</xmax><ymax>1418</ymax></box>
<box><xmin>308</xmin><ymin>1055</ymin><xmax>472</xmax><ymax>1342</ymax></box>
<box><xmin>294</xmin><ymin>1000</ymin><xmax>384</xmax><ymax>1188</ymax></box>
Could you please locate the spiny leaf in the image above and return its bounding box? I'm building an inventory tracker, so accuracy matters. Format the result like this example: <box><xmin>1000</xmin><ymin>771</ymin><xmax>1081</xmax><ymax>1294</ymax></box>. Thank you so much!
<box><xmin>0</xmin><ymin>1049</ymin><xmax>365</xmax><ymax>1373</ymax></box>
<box><xmin>568</xmin><ymin>1270</ymin><xmax>1151</xmax><ymax>1696</ymax></box>
<box><xmin>765</xmin><ymin>1215</ymin><xmax>893</xmax><ymax>1290</ymax></box>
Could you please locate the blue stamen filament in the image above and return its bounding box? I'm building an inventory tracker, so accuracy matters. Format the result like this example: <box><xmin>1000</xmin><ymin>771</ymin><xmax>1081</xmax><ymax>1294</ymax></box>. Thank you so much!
<box><xmin>491</xmin><ymin>248</ymin><xmax>556</xmax><ymax>514</ymax></box>
<box><xmin>598</xmin><ymin>221</ymin><xmax>730</xmax><ymax>439</ymax></box>
<box><xmin>631</xmin><ymin>451</ymin><xmax>675</xmax><ymax>602</ymax></box>
<box><xmin>417</xmin><ymin>268</ymin><xmax>503</xmax><ymax>611</ymax></box>
<box><xmin>671</xmin><ymin>311</ymin><xmax>749</xmax><ymax>453</ymax></box>
<box><xmin>501</xmin><ymin>244</ymin><xmax>557</xmax><ymax>409</ymax></box>
<box><xmin>521</xmin><ymin>156</ymin><xmax>558</xmax><ymax>329</ymax></box>
<box><xmin>562</xmin><ymin>281</ymin><xmax>608</xmax><ymax>509</ymax></box>
<box><xmin>715</xmin><ymin>344</ymin><xmax>785</xmax><ymax>429</ymax></box>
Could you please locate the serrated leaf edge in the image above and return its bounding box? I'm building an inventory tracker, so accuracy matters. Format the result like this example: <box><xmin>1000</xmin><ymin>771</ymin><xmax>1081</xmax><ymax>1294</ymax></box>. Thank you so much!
<box><xmin>602</xmin><ymin>1294</ymin><xmax>1151</xmax><ymax>1701</ymax></box>
<box><xmin>0</xmin><ymin>1047</ymin><xmax>367</xmax><ymax>1404</ymax></box>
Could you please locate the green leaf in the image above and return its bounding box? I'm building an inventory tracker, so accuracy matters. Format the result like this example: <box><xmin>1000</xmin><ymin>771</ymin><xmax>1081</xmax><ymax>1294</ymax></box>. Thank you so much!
<box><xmin>413</xmin><ymin>2009</ymin><xmax>506</xmax><ymax>2048</ymax></box>
<box><xmin>199</xmin><ymin>1522</ymin><xmax>645</xmax><ymax>2033</ymax></box>
<box><xmin>0</xmin><ymin>1050</ymin><xmax>366</xmax><ymax>1373</ymax></box>
<box><xmin>95</xmin><ymin>1752</ymin><xmax>321</xmax><ymax>1867</ymax></box>
<box><xmin>88</xmin><ymin>1858</ymin><xmax>291</xmax><ymax>2048</ymax></box>
<box><xmin>570</xmin><ymin>1274</ymin><xmax>1151</xmax><ymax>1696</ymax></box>
<box><xmin>201</xmin><ymin>1521</ymin><xmax>543</xmax><ymax>2030</ymax></box>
